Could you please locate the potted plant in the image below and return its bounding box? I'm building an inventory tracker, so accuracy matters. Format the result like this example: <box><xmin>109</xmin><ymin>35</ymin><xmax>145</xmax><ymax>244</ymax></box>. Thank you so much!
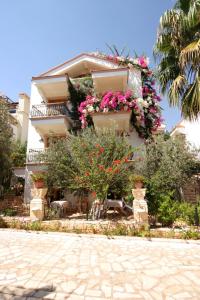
<box><xmin>31</xmin><ymin>172</ymin><xmax>47</xmax><ymax>189</ymax></box>
<box><xmin>130</xmin><ymin>174</ymin><xmax>145</xmax><ymax>189</ymax></box>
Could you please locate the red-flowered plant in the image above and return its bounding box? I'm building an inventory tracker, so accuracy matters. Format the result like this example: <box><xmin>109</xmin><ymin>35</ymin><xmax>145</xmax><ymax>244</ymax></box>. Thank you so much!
<box><xmin>68</xmin><ymin>128</ymin><xmax>133</xmax><ymax>202</ymax></box>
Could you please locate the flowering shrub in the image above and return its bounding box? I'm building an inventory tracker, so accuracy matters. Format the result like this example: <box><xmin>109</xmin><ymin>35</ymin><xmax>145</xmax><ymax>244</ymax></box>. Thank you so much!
<box><xmin>77</xmin><ymin>51</ymin><xmax>163</xmax><ymax>138</ymax></box>
<box><xmin>45</xmin><ymin>128</ymin><xmax>133</xmax><ymax>209</ymax></box>
<box><xmin>79</xmin><ymin>90</ymin><xmax>139</xmax><ymax>128</ymax></box>
<box><xmin>68</xmin><ymin>129</ymin><xmax>133</xmax><ymax>201</ymax></box>
<box><xmin>90</xmin><ymin>51</ymin><xmax>149</xmax><ymax>69</ymax></box>
<box><xmin>78</xmin><ymin>88</ymin><xmax>162</xmax><ymax>138</ymax></box>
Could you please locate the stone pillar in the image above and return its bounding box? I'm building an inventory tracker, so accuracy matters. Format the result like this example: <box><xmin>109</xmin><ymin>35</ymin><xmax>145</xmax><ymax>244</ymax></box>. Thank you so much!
<box><xmin>30</xmin><ymin>188</ymin><xmax>47</xmax><ymax>221</ymax></box>
<box><xmin>132</xmin><ymin>188</ymin><xmax>148</xmax><ymax>225</ymax></box>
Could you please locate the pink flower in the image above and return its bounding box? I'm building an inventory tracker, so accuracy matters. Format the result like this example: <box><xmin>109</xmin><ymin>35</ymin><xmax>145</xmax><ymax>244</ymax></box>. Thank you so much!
<box><xmin>149</xmin><ymin>107</ymin><xmax>157</xmax><ymax>114</ymax></box>
<box><xmin>138</xmin><ymin>56</ymin><xmax>148</xmax><ymax>68</ymax></box>
<box><xmin>125</xmin><ymin>90</ymin><xmax>132</xmax><ymax>99</ymax></box>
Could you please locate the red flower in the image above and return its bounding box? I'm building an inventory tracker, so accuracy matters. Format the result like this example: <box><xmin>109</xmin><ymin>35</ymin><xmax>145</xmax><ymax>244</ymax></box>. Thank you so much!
<box><xmin>98</xmin><ymin>165</ymin><xmax>104</xmax><ymax>170</ymax></box>
<box><xmin>124</xmin><ymin>157</ymin><xmax>129</xmax><ymax>163</ymax></box>
<box><xmin>99</xmin><ymin>147</ymin><xmax>104</xmax><ymax>153</ymax></box>
<box><xmin>114</xmin><ymin>168</ymin><xmax>119</xmax><ymax>174</ymax></box>
<box><xmin>113</xmin><ymin>160</ymin><xmax>121</xmax><ymax>165</ymax></box>
<box><xmin>107</xmin><ymin>167</ymin><xmax>113</xmax><ymax>172</ymax></box>
<box><xmin>92</xmin><ymin>191</ymin><xmax>97</xmax><ymax>197</ymax></box>
<box><xmin>85</xmin><ymin>172</ymin><xmax>90</xmax><ymax>176</ymax></box>
<box><xmin>95</xmin><ymin>144</ymin><xmax>100</xmax><ymax>148</ymax></box>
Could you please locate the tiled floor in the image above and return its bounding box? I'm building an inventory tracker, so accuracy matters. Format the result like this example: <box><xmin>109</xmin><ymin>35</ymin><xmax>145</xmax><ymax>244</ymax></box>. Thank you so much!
<box><xmin>0</xmin><ymin>229</ymin><xmax>200</xmax><ymax>299</ymax></box>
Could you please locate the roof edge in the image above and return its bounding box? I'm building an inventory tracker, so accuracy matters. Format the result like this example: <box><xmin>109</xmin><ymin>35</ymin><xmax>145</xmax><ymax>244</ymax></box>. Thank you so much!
<box><xmin>38</xmin><ymin>53</ymin><xmax>119</xmax><ymax>77</ymax></box>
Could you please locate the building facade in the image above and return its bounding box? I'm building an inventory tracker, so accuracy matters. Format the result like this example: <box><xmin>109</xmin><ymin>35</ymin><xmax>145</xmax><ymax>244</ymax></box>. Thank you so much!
<box><xmin>0</xmin><ymin>92</ymin><xmax>30</xmax><ymax>144</ymax></box>
<box><xmin>10</xmin><ymin>93</ymin><xmax>30</xmax><ymax>144</ymax></box>
<box><xmin>24</xmin><ymin>53</ymin><xmax>161</xmax><ymax>203</ymax></box>
<box><xmin>171</xmin><ymin>119</ymin><xmax>200</xmax><ymax>150</ymax></box>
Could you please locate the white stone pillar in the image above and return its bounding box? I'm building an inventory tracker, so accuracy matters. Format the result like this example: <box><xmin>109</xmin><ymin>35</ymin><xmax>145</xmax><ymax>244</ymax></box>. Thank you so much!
<box><xmin>132</xmin><ymin>188</ymin><xmax>148</xmax><ymax>225</ymax></box>
<box><xmin>30</xmin><ymin>188</ymin><xmax>47</xmax><ymax>221</ymax></box>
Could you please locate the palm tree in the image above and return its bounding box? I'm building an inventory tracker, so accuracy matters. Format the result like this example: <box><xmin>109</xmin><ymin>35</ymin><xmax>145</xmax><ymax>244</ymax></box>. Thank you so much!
<box><xmin>154</xmin><ymin>0</ymin><xmax>200</xmax><ymax>119</ymax></box>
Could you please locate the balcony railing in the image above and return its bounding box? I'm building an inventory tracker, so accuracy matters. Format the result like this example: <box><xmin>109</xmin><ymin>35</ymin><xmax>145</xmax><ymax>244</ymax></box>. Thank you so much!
<box><xmin>30</xmin><ymin>103</ymin><xmax>70</xmax><ymax>118</ymax></box>
<box><xmin>27</xmin><ymin>148</ymin><xmax>46</xmax><ymax>163</ymax></box>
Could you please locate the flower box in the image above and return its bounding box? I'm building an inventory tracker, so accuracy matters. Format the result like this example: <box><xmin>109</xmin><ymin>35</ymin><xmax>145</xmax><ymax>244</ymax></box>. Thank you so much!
<box><xmin>92</xmin><ymin>111</ymin><xmax>132</xmax><ymax>132</ymax></box>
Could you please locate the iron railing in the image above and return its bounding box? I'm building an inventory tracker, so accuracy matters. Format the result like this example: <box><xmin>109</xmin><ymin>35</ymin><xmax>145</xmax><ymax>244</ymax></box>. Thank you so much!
<box><xmin>27</xmin><ymin>148</ymin><xmax>46</xmax><ymax>163</ymax></box>
<box><xmin>30</xmin><ymin>103</ymin><xmax>69</xmax><ymax>118</ymax></box>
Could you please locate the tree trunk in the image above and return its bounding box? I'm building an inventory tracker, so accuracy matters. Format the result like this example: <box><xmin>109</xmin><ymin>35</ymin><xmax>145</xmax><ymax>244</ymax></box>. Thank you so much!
<box><xmin>89</xmin><ymin>199</ymin><xmax>103</xmax><ymax>220</ymax></box>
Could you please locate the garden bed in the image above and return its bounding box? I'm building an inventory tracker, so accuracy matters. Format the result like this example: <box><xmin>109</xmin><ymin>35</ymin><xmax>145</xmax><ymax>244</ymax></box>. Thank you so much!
<box><xmin>0</xmin><ymin>216</ymin><xmax>200</xmax><ymax>240</ymax></box>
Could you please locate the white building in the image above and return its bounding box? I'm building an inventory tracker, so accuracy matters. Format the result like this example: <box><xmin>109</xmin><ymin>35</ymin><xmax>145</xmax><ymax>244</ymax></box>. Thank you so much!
<box><xmin>10</xmin><ymin>93</ymin><xmax>30</xmax><ymax>144</ymax></box>
<box><xmin>171</xmin><ymin>119</ymin><xmax>200</xmax><ymax>150</ymax></box>
<box><xmin>171</xmin><ymin>119</ymin><xmax>200</xmax><ymax>202</ymax></box>
<box><xmin>24</xmin><ymin>53</ymin><xmax>161</xmax><ymax>202</ymax></box>
<box><xmin>0</xmin><ymin>92</ymin><xmax>30</xmax><ymax>144</ymax></box>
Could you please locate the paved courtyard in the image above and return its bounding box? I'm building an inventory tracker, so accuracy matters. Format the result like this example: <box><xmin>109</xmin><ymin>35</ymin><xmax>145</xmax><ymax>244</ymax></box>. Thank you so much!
<box><xmin>0</xmin><ymin>230</ymin><xmax>200</xmax><ymax>300</ymax></box>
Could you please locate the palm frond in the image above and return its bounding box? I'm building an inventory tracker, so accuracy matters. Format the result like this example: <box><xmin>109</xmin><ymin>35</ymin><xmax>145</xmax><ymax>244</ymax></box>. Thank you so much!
<box><xmin>154</xmin><ymin>34</ymin><xmax>173</xmax><ymax>54</ymax></box>
<box><xmin>168</xmin><ymin>75</ymin><xmax>186</xmax><ymax>106</ymax></box>
<box><xmin>183</xmin><ymin>0</ymin><xmax>200</xmax><ymax>29</ymax></box>
<box><xmin>159</xmin><ymin>9</ymin><xmax>183</xmax><ymax>30</ymax></box>
<box><xmin>106</xmin><ymin>44</ymin><xmax>130</xmax><ymax>58</ymax></box>
<box><xmin>181</xmin><ymin>75</ymin><xmax>200</xmax><ymax>119</ymax></box>
<box><xmin>180</xmin><ymin>39</ymin><xmax>200</xmax><ymax>68</ymax></box>
<box><xmin>105</xmin><ymin>43</ymin><xmax>116</xmax><ymax>56</ymax></box>
<box><xmin>174</xmin><ymin>0</ymin><xmax>191</xmax><ymax>13</ymax></box>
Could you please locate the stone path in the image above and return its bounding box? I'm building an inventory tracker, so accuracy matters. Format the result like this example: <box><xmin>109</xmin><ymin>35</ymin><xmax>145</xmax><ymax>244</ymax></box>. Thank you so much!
<box><xmin>0</xmin><ymin>230</ymin><xmax>200</xmax><ymax>299</ymax></box>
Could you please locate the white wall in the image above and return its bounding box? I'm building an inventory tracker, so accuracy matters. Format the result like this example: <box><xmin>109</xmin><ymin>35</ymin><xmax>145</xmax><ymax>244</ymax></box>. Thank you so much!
<box><xmin>16</xmin><ymin>93</ymin><xmax>30</xmax><ymax>143</ymax></box>
<box><xmin>171</xmin><ymin>119</ymin><xmax>200</xmax><ymax>150</ymax></box>
<box><xmin>127</xmin><ymin>127</ymin><xmax>144</xmax><ymax>158</ymax></box>
<box><xmin>11</xmin><ymin>122</ymin><xmax>20</xmax><ymax>141</ymax></box>
<box><xmin>26</xmin><ymin>84</ymin><xmax>45</xmax><ymax>152</ymax></box>
<box><xmin>24</xmin><ymin>84</ymin><xmax>46</xmax><ymax>203</ymax></box>
<box><xmin>128</xmin><ymin>67</ymin><xmax>142</xmax><ymax>98</ymax></box>
<box><xmin>183</xmin><ymin>119</ymin><xmax>200</xmax><ymax>149</ymax></box>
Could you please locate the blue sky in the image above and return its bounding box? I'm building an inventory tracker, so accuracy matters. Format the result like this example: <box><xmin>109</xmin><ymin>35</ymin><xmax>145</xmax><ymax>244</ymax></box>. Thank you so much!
<box><xmin>0</xmin><ymin>0</ymin><xmax>180</xmax><ymax>130</ymax></box>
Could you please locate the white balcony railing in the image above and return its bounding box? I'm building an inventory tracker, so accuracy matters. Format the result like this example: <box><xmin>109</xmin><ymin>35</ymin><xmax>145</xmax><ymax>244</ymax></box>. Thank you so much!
<box><xmin>30</xmin><ymin>103</ymin><xmax>70</xmax><ymax>118</ymax></box>
<box><xmin>27</xmin><ymin>148</ymin><xmax>46</xmax><ymax>163</ymax></box>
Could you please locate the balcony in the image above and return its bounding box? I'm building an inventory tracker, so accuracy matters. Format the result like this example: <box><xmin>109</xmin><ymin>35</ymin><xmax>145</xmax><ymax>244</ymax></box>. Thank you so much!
<box><xmin>92</xmin><ymin>111</ymin><xmax>132</xmax><ymax>132</ymax></box>
<box><xmin>92</xmin><ymin>68</ymin><xmax>128</xmax><ymax>94</ymax></box>
<box><xmin>30</xmin><ymin>103</ymin><xmax>72</xmax><ymax>136</ymax></box>
<box><xmin>32</xmin><ymin>74</ymin><xmax>69</xmax><ymax>101</ymax></box>
<box><xmin>27</xmin><ymin>148</ymin><xmax>46</xmax><ymax>163</ymax></box>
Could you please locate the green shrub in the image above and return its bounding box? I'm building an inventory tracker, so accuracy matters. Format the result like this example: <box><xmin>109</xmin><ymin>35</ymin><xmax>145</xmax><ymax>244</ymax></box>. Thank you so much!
<box><xmin>181</xmin><ymin>230</ymin><xmax>200</xmax><ymax>240</ymax></box>
<box><xmin>157</xmin><ymin>193</ymin><xmax>178</xmax><ymax>226</ymax></box>
<box><xmin>2</xmin><ymin>208</ymin><xmax>17</xmax><ymax>216</ymax></box>
<box><xmin>45</xmin><ymin>208</ymin><xmax>59</xmax><ymax>220</ymax></box>
<box><xmin>176</xmin><ymin>202</ymin><xmax>195</xmax><ymax>225</ymax></box>
<box><xmin>124</xmin><ymin>194</ymin><xmax>134</xmax><ymax>206</ymax></box>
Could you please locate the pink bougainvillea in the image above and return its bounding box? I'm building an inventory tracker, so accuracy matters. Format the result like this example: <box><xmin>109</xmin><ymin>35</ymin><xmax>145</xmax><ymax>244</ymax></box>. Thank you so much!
<box><xmin>77</xmin><ymin>52</ymin><xmax>163</xmax><ymax>138</ymax></box>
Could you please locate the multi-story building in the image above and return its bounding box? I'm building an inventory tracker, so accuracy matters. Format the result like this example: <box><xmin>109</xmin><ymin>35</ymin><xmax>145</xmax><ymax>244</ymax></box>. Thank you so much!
<box><xmin>0</xmin><ymin>92</ymin><xmax>30</xmax><ymax>144</ymax></box>
<box><xmin>24</xmin><ymin>52</ymin><xmax>162</xmax><ymax>202</ymax></box>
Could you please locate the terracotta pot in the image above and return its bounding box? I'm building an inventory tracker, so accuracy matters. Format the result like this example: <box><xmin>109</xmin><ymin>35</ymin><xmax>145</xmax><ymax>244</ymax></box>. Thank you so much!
<box><xmin>34</xmin><ymin>180</ymin><xmax>45</xmax><ymax>189</ymax></box>
<box><xmin>134</xmin><ymin>181</ymin><xmax>143</xmax><ymax>189</ymax></box>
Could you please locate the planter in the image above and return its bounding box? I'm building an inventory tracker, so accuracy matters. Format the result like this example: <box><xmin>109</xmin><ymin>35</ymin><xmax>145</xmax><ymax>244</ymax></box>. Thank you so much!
<box><xmin>134</xmin><ymin>181</ymin><xmax>143</xmax><ymax>189</ymax></box>
<box><xmin>92</xmin><ymin>111</ymin><xmax>132</xmax><ymax>132</ymax></box>
<box><xmin>30</xmin><ymin>188</ymin><xmax>48</xmax><ymax>221</ymax></box>
<box><xmin>34</xmin><ymin>180</ymin><xmax>45</xmax><ymax>189</ymax></box>
<box><xmin>132</xmin><ymin>188</ymin><xmax>146</xmax><ymax>200</ymax></box>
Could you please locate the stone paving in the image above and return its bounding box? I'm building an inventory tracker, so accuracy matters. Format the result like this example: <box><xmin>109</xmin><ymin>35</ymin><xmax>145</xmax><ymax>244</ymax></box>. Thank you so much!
<box><xmin>0</xmin><ymin>230</ymin><xmax>200</xmax><ymax>299</ymax></box>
